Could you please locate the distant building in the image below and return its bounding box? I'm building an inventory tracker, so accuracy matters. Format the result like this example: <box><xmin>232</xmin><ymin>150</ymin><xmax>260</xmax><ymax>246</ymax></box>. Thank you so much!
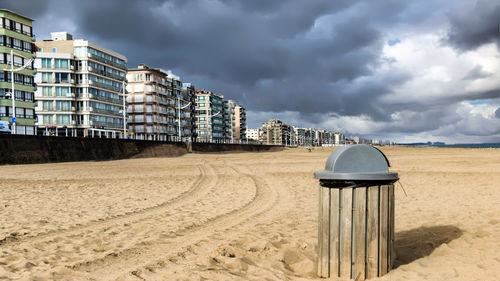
<box><xmin>35</xmin><ymin>32</ymin><xmax>127</xmax><ymax>137</ymax></box>
<box><xmin>126</xmin><ymin>64</ymin><xmax>174</xmax><ymax>140</ymax></box>
<box><xmin>0</xmin><ymin>10</ymin><xmax>36</xmax><ymax>135</ymax></box>
<box><xmin>224</xmin><ymin>99</ymin><xmax>236</xmax><ymax>142</ymax></box>
<box><xmin>262</xmin><ymin>119</ymin><xmax>291</xmax><ymax>145</ymax></box>
<box><xmin>246</xmin><ymin>128</ymin><xmax>260</xmax><ymax>142</ymax></box>
<box><xmin>195</xmin><ymin>90</ymin><xmax>224</xmax><ymax>142</ymax></box>
<box><xmin>234</xmin><ymin>105</ymin><xmax>246</xmax><ymax>142</ymax></box>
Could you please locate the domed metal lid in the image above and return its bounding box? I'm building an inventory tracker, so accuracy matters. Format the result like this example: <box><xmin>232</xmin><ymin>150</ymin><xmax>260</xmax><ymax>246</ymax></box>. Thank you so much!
<box><xmin>314</xmin><ymin>144</ymin><xmax>398</xmax><ymax>181</ymax></box>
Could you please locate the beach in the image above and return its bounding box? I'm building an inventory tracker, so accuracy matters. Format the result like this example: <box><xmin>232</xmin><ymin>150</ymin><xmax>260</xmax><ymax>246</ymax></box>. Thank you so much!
<box><xmin>0</xmin><ymin>146</ymin><xmax>499</xmax><ymax>280</ymax></box>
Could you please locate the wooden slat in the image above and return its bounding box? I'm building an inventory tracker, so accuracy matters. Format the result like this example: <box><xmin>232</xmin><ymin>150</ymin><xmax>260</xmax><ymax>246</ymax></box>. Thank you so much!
<box><xmin>389</xmin><ymin>184</ymin><xmax>395</xmax><ymax>270</ymax></box>
<box><xmin>366</xmin><ymin>186</ymin><xmax>379</xmax><ymax>278</ymax></box>
<box><xmin>379</xmin><ymin>185</ymin><xmax>389</xmax><ymax>275</ymax></box>
<box><xmin>329</xmin><ymin>188</ymin><xmax>340</xmax><ymax>278</ymax></box>
<box><xmin>353</xmin><ymin>187</ymin><xmax>366</xmax><ymax>280</ymax></box>
<box><xmin>340</xmin><ymin>188</ymin><xmax>353</xmax><ymax>279</ymax></box>
<box><xmin>318</xmin><ymin>186</ymin><xmax>330</xmax><ymax>277</ymax></box>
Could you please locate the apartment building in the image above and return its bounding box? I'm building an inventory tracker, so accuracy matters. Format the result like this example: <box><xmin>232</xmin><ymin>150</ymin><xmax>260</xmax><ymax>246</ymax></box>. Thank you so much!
<box><xmin>246</xmin><ymin>128</ymin><xmax>261</xmax><ymax>142</ymax></box>
<box><xmin>0</xmin><ymin>10</ymin><xmax>36</xmax><ymax>135</ymax></box>
<box><xmin>181</xmin><ymin>83</ymin><xmax>197</xmax><ymax>141</ymax></box>
<box><xmin>234</xmin><ymin>105</ymin><xmax>246</xmax><ymax>142</ymax></box>
<box><xmin>35</xmin><ymin>32</ymin><xmax>127</xmax><ymax>137</ymax></box>
<box><xmin>262</xmin><ymin>119</ymin><xmax>286</xmax><ymax>145</ymax></box>
<box><xmin>294</xmin><ymin>127</ymin><xmax>306</xmax><ymax>146</ymax></box>
<box><xmin>195</xmin><ymin>90</ymin><xmax>224</xmax><ymax>142</ymax></box>
<box><xmin>126</xmin><ymin>64</ymin><xmax>175</xmax><ymax>140</ymax></box>
<box><xmin>223</xmin><ymin>99</ymin><xmax>236</xmax><ymax>142</ymax></box>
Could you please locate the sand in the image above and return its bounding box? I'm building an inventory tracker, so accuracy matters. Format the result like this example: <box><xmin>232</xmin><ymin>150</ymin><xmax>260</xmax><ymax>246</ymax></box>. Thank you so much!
<box><xmin>0</xmin><ymin>146</ymin><xmax>499</xmax><ymax>280</ymax></box>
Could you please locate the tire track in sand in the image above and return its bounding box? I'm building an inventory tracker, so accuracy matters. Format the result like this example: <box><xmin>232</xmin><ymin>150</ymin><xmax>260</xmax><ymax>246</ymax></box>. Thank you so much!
<box><xmin>72</xmin><ymin>162</ymin><xmax>280</xmax><ymax>280</ymax></box>
<box><xmin>0</xmin><ymin>164</ymin><xmax>209</xmax><ymax>248</ymax></box>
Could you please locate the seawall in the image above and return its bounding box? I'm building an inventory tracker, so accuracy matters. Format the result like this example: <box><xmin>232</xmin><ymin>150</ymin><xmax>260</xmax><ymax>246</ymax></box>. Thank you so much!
<box><xmin>0</xmin><ymin>134</ymin><xmax>283</xmax><ymax>165</ymax></box>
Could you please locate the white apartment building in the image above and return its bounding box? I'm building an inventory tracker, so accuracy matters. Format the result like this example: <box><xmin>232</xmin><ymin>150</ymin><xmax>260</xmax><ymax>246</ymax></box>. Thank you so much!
<box><xmin>246</xmin><ymin>128</ymin><xmax>261</xmax><ymax>142</ymax></box>
<box><xmin>35</xmin><ymin>32</ymin><xmax>127</xmax><ymax>137</ymax></box>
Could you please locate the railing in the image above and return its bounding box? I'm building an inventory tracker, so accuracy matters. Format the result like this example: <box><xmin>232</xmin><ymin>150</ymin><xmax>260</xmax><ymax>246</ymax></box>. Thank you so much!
<box><xmin>87</xmin><ymin>54</ymin><xmax>127</xmax><ymax>71</ymax></box>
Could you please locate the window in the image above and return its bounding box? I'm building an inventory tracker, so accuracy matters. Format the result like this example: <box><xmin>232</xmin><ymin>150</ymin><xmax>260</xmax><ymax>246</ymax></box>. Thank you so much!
<box><xmin>145</xmin><ymin>74</ymin><xmax>150</xmax><ymax>81</ymax></box>
<box><xmin>13</xmin><ymin>56</ymin><xmax>22</xmax><ymax>66</ymax></box>
<box><xmin>56</xmin><ymin>101</ymin><xmax>71</xmax><ymax>111</ymax></box>
<box><xmin>41</xmin><ymin>58</ymin><xmax>51</xmax><ymax>68</ymax></box>
<box><xmin>42</xmin><ymin>101</ymin><xmax>53</xmax><ymax>110</ymax></box>
<box><xmin>15</xmin><ymin>22</ymin><xmax>21</xmax><ymax>32</ymax></box>
<box><xmin>12</xmin><ymin>38</ymin><xmax>22</xmax><ymax>50</ymax></box>
<box><xmin>55</xmin><ymin>73</ymin><xmax>69</xmax><ymax>83</ymax></box>
<box><xmin>52</xmin><ymin>47</ymin><xmax>56</xmax><ymax>53</ymax></box>
<box><xmin>55</xmin><ymin>87</ymin><xmax>70</xmax><ymax>97</ymax></box>
<box><xmin>43</xmin><ymin>115</ymin><xmax>53</xmax><ymax>124</ymax></box>
<box><xmin>22</xmin><ymin>24</ymin><xmax>31</xmax><ymax>36</ymax></box>
<box><xmin>25</xmin><ymin>109</ymin><xmax>34</xmax><ymax>118</ymax></box>
<box><xmin>23</xmin><ymin>41</ymin><xmax>32</xmax><ymax>52</ymax></box>
<box><xmin>25</xmin><ymin>92</ymin><xmax>34</xmax><ymax>102</ymax></box>
<box><xmin>134</xmin><ymin>73</ymin><xmax>143</xmax><ymax>82</ymax></box>
<box><xmin>56</xmin><ymin>114</ymin><xmax>71</xmax><ymax>125</ymax></box>
<box><xmin>42</xmin><ymin>72</ymin><xmax>52</xmax><ymax>83</ymax></box>
<box><xmin>54</xmin><ymin>59</ymin><xmax>69</xmax><ymax>69</ymax></box>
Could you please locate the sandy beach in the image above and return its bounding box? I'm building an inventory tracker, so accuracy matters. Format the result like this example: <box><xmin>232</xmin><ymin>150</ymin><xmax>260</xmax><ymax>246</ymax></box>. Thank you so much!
<box><xmin>0</xmin><ymin>146</ymin><xmax>499</xmax><ymax>280</ymax></box>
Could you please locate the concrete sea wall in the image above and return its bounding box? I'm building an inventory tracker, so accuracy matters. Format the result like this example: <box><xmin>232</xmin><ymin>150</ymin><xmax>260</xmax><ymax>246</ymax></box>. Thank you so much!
<box><xmin>0</xmin><ymin>134</ymin><xmax>283</xmax><ymax>165</ymax></box>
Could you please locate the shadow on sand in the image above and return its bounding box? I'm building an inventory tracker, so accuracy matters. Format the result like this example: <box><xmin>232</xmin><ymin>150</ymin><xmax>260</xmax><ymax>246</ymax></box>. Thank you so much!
<box><xmin>394</xmin><ymin>225</ymin><xmax>463</xmax><ymax>268</ymax></box>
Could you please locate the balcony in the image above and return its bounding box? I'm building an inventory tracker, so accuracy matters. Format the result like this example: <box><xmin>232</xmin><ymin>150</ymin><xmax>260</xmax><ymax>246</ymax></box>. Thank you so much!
<box><xmin>87</xmin><ymin>53</ymin><xmax>127</xmax><ymax>71</ymax></box>
<box><xmin>89</xmin><ymin>80</ymin><xmax>122</xmax><ymax>93</ymax></box>
<box><xmin>87</xmin><ymin>67</ymin><xmax>125</xmax><ymax>81</ymax></box>
<box><xmin>90</xmin><ymin>107</ymin><xmax>121</xmax><ymax>116</ymax></box>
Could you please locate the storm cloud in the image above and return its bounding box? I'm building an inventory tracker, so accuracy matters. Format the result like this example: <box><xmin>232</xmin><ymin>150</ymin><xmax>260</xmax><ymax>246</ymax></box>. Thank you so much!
<box><xmin>2</xmin><ymin>0</ymin><xmax>499</xmax><ymax>143</ymax></box>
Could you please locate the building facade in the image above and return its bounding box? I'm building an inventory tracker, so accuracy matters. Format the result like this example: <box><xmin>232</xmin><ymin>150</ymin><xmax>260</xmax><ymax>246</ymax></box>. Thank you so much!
<box><xmin>181</xmin><ymin>83</ymin><xmax>197</xmax><ymax>141</ymax></box>
<box><xmin>195</xmin><ymin>90</ymin><xmax>224</xmax><ymax>142</ymax></box>
<box><xmin>234</xmin><ymin>104</ymin><xmax>246</xmax><ymax>142</ymax></box>
<box><xmin>223</xmin><ymin>99</ymin><xmax>236</xmax><ymax>142</ymax></box>
<box><xmin>261</xmin><ymin>119</ymin><xmax>286</xmax><ymax>145</ymax></box>
<box><xmin>0</xmin><ymin>10</ymin><xmax>36</xmax><ymax>135</ymax></box>
<box><xmin>35</xmin><ymin>32</ymin><xmax>127</xmax><ymax>137</ymax></box>
<box><xmin>246</xmin><ymin>128</ymin><xmax>261</xmax><ymax>142</ymax></box>
<box><xmin>126</xmin><ymin>65</ymin><xmax>175</xmax><ymax>140</ymax></box>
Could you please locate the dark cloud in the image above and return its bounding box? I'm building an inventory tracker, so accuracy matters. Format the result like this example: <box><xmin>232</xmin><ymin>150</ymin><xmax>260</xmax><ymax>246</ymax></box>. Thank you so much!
<box><xmin>496</xmin><ymin>107</ymin><xmax>500</xmax><ymax>119</ymax></box>
<box><xmin>0</xmin><ymin>0</ymin><xmax>51</xmax><ymax>19</ymax></box>
<box><xmin>2</xmin><ymin>0</ymin><xmax>499</xmax><ymax>142</ymax></box>
<box><xmin>444</xmin><ymin>0</ymin><xmax>499</xmax><ymax>51</ymax></box>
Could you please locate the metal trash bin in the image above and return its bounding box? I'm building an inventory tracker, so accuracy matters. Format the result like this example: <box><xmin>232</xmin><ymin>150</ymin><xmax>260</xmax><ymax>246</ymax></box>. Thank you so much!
<box><xmin>314</xmin><ymin>144</ymin><xmax>398</xmax><ymax>280</ymax></box>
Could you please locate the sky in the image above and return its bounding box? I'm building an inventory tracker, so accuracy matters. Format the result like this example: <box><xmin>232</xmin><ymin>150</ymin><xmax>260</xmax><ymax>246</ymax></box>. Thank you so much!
<box><xmin>2</xmin><ymin>0</ymin><xmax>499</xmax><ymax>143</ymax></box>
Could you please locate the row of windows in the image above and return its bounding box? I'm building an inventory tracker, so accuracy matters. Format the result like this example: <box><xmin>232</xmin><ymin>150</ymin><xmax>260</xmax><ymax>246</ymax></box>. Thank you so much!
<box><xmin>0</xmin><ymin>88</ymin><xmax>34</xmax><ymax>102</ymax></box>
<box><xmin>40</xmin><ymin>100</ymin><xmax>72</xmax><ymax>111</ymax></box>
<box><xmin>0</xmin><ymin>53</ymin><xmax>34</xmax><ymax>69</ymax></box>
<box><xmin>0</xmin><ymin>106</ymin><xmax>34</xmax><ymax>119</ymax></box>
<box><xmin>41</xmin><ymin>86</ymin><xmax>72</xmax><ymax>97</ymax></box>
<box><xmin>41</xmin><ymin>58</ymin><xmax>70</xmax><ymax>69</ymax></box>
<box><xmin>0</xmin><ymin>71</ymin><xmax>34</xmax><ymax>86</ymax></box>
<box><xmin>40</xmin><ymin>114</ymin><xmax>72</xmax><ymax>125</ymax></box>
<box><xmin>0</xmin><ymin>35</ymin><xmax>33</xmax><ymax>53</ymax></box>
<box><xmin>74</xmin><ymin>47</ymin><xmax>125</xmax><ymax>66</ymax></box>
<box><xmin>89</xmin><ymin>101</ymin><xmax>121</xmax><ymax>112</ymax></box>
<box><xmin>88</xmin><ymin>61</ymin><xmax>125</xmax><ymax>78</ymax></box>
<box><xmin>90</xmin><ymin>115</ymin><xmax>123</xmax><ymax>125</ymax></box>
<box><xmin>88</xmin><ymin>88</ymin><xmax>123</xmax><ymax>102</ymax></box>
<box><xmin>41</xmin><ymin>72</ymin><xmax>70</xmax><ymax>83</ymax></box>
<box><xmin>0</xmin><ymin>17</ymin><xmax>33</xmax><ymax>37</ymax></box>
<box><xmin>89</xmin><ymin>74</ymin><xmax>123</xmax><ymax>90</ymax></box>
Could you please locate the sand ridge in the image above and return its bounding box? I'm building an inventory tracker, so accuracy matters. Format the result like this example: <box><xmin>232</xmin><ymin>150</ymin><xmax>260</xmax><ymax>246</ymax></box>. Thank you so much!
<box><xmin>0</xmin><ymin>147</ymin><xmax>499</xmax><ymax>280</ymax></box>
